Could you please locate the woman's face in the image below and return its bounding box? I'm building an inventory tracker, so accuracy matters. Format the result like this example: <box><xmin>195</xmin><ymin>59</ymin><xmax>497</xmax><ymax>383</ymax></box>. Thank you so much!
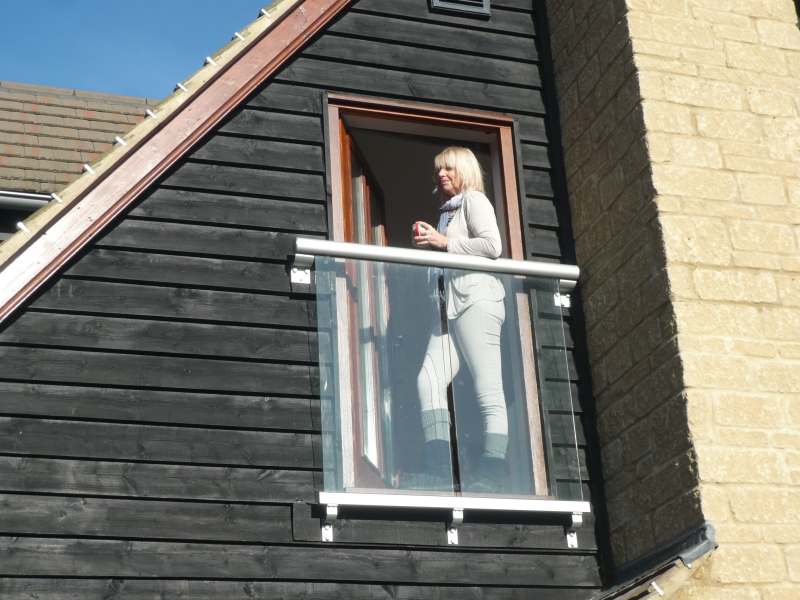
<box><xmin>436</xmin><ymin>165</ymin><xmax>459</xmax><ymax>197</ymax></box>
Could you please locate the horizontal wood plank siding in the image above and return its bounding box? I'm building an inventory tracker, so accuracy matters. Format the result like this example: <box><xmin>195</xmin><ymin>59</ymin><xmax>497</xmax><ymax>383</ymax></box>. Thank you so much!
<box><xmin>0</xmin><ymin>579</ymin><xmax>595</xmax><ymax>600</ymax></box>
<box><xmin>0</xmin><ymin>0</ymin><xmax>600</xmax><ymax>596</ymax></box>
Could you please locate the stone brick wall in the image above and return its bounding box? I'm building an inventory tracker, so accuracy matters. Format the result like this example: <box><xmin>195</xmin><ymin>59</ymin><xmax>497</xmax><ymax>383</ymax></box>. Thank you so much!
<box><xmin>546</xmin><ymin>0</ymin><xmax>800</xmax><ymax>596</ymax></box>
<box><xmin>546</xmin><ymin>0</ymin><xmax>705</xmax><ymax>569</ymax></box>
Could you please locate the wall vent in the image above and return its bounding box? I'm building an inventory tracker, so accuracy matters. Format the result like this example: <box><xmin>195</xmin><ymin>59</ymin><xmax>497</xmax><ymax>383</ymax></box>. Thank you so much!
<box><xmin>430</xmin><ymin>0</ymin><xmax>491</xmax><ymax>18</ymax></box>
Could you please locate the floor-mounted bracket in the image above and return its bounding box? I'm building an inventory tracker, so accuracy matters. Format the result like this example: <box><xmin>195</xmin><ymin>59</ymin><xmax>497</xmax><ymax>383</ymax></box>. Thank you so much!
<box><xmin>321</xmin><ymin>503</ymin><xmax>338</xmax><ymax>542</ymax></box>
<box><xmin>290</xmin><ymin>253</ymin><xmax>314</xmax><ymax>292</ymax></box>
<box><xmin>447</xmin><ymin>508</ymin><xmax>464</xmax><ymax>545</ymax></box>
<box><xmin>566</xmin><ymin>512</ymin><xmax>583</xmax><ymax>549</ymax></box>
<box><xmin>553</xmin><ymin>292</ymin><xmax>571</xmax><ymax>308</ymax></box>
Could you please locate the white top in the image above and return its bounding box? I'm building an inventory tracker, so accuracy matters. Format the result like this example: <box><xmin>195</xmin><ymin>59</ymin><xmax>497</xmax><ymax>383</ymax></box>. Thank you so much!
<box><xmin>443</xmin><ymin>190</ymin><xmax>506</xmax><ymax>318</ymax></box>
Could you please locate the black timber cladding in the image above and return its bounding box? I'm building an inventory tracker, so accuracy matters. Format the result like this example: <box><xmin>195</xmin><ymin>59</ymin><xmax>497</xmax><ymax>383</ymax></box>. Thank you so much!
<box><xmin>0</xmin><ymin>1</ymin><xmax>601</xmax><ymax>597</ymax></box>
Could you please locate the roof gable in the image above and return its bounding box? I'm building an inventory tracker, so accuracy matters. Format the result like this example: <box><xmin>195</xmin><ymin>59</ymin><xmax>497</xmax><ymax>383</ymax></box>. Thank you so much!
<box><xmin>0</xmin><ymin>0</ymin><xmax>351</xmax><ymax>323</ymax></box>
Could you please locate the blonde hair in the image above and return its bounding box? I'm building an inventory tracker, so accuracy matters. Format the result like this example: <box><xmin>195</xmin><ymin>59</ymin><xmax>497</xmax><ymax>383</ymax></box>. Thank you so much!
<box><xmin>434</xmin><ymin>146</ymin><xmax>485</xmax><ymax>195</ymax></box>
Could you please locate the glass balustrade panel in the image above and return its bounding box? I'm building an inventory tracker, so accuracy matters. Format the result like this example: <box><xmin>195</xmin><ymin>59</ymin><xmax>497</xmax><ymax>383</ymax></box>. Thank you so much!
<box><xmin>315</xmin><ymin>254</ymin><xmax>582</xmax><ymax>501</ymax></box>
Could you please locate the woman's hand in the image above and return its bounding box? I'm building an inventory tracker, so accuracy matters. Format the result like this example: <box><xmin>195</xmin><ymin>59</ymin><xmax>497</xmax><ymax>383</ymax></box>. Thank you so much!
<box><xmin>412</xmin><ymin>221</ymin><xmax>448</xmax><ymax>251</ymax></box>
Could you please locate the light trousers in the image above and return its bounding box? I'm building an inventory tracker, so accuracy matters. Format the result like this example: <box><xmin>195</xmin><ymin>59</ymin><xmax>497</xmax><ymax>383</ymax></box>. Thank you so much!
<box><xmin>417</xmin><ymin>299</ymin><xmax>509</xmax><ymax>459</ymax></box>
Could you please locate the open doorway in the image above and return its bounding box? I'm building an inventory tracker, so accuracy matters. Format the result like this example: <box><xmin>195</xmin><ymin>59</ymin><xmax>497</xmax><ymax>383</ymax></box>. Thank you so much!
<box><xmin>323</xmin><ymin>94</ymin><xmax>549</xmax><ymax>497</ymax></box>
<box><xmin>348</xmin><ymin>128</ymin><xmax>495</xmax><ymax>250</ymax></box>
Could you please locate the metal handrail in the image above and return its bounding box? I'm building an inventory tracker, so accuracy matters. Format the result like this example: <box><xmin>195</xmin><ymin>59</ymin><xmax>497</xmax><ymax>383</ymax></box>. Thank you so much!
<box><xmin>295</xmin><ymin>238</ymin><xmax>579</xmax><ymax>289</ymax></box>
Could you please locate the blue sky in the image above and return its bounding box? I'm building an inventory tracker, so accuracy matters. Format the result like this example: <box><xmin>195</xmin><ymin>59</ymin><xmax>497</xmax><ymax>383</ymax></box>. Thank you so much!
<box><xmin>0</xmin><ymin>0</ymin><xmax>268</xmax><ymax>99</ymax></box>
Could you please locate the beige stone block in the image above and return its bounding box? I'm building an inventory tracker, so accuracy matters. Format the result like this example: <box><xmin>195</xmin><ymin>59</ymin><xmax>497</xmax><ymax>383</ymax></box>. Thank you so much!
<box><xmin>714</xmin><ymin>392</ymin><xmax>784</xmax><ymax>428</ymax></box>
<box><xmin>696</xmin><ymin>63</ymin><xmax>741</xmax><ymax>82</ymax></box>
<box><xmin>651</xmin><ymin>15</ymin><xmax>715</xmax><ymax>48</ymax></box>
<box><xmin>652</xmin><ymin>165</ymin><xmax>738</xmax><ymax>200</ymax></box>
<box><xmin>720</xmin><ymin>139</ymin><xmax>770</xmax><ymax>158</ymax></box>
<box><xmin>717</xmin><ymin>427</ymin><xmax>771</xmax><ymax>447</ymax></box>
<box><xmin>729</xmin><ymin>220</ymin><xmax>795</xmax><ymax>253</ymax></box>
<box><xmin>729</xmin><ymin>487</ymin><xmax>800</xmax><ymax>523</ymax></box>
<box><xmin>728</xmin><ymin>155</ymin><xmax>800</xmax><ymax>180</ymax></box>
<box><xmin>628</xmin><ymin>0</ymin><xmax>689</xmax><ymax>17</ymax></box>
<box><xmin>787</xmin><ymin>179</ymin><xmax>800</xmax><ymax>206</ymax></box>
<box><xmin>713</xmin><ymin>23</ymin><xmax>760</xmax><ymax>43</ymax></box>
<box><xmin>747</xmin><ymin>87</ymin><xmax>797</xmax><ymax>116</ymax></box>
<box><xmin>730</xmin><ymin>339</ymin><xmax>777</xmax><ymax>358</ymax></box>
<box><xmin>661</xmin><ymin>214</ymin><xmax>732</xmax><ymax>265</ymax></box>
<box><xmin>732</xmin><ymin>250</ymin><xmax>783</xmax><ymax>270</ymax></box>
<box><xmin>662</xmin><ymin>73</ymin><xmax>745</xmax><ymax>109</ymax></box>
<box><xmin>780</xmin><ymin>342</ymin><xmax>800</xmax><ymax>358</ymax></box>
<box><xmin>632</xmin><ymin>38</ymin><xmax>682</xmax><ymax>58</ymax></box>
<box><xmin>768</xmin><ymin>139</ymin><xmax>800</xmax><ymax>163</ymax></box>
<box><xmin>656</xmin><ymin>195</ymin><xmax>683</xmax><ymax>212</ymax></box>
<box><xmin>698</xmin><ymin>483</ymin><xmax>731</xmax><ymax>521</ymax></box>
<box><xmin>690</xmin><ymin>6</ymin><xmax>749</xmax><ymax>26</ymax></box>
<box><xmin>674</xmin><ymin>300</ymin><xmax>762</xmax><ymax>337</ymax></box>
<box><xmin>776</xmin><ymin>276</ymin><xmax>800</xmax><ymax>307</ymax></box>
<box><xmin>686</xmin><ymin>390</ymin><xmax>714</xmax><ymax>442</ymax></box>
<box><xmin>787</xmin><ymin>396</ymin><xmax>800</xmax><ymax>427</ymax></box>
<box><xmin>638</xmin><ymin>70</ymin><xmax>665</xmax><ymax>99</ymax></box>
<box><xmin>696</xmin><ymin>445</ymin><xmax>787</xmax><ymax>484</ymax></box>
<box><xmin>788</xmin><ymin>545</ymin><xmax>800</xmax><ymax>581</ymax></box>
<box><xmin>763</xmin><ymin>116</ymin><xmax>800</xmax><ymax>141</ymax></box>
<box><xmin>787</xmin><ymin>50</ymin><xmax>800</xmax><ymax>79</ymax></box>
<box><xmin>627</xmin><ymin>10</ymin><xmax>655</xmax><ymax>39</ymax></box>
<box><xmin>680</xmin><ymin>334</ymin><xmax>728</xmax><ymax>354</ymax></box>
<box><xmin>779</xmin><ymin>255</ymin><xmax>800</xmax><ymax>275</ymax></box>
<box><xmin>755</xmin><ymin>360</ymin><xmax>800</xmax><ymax>393</ymax></box>
<box><xmin>647</xmin><ymin>133</ymin><xmax>673</xmax><ymax>163</ymax></box>
<box><xmin>696</xmin><ymin>109</ymin><xmax>762</xmax><ymax>141</ymax></box>
<box><xmin>635</xmin><ymin>54</ymin><xmax>699</xmax><ymax>76</ymax></box>
<box><xmin>763</xmin><ymin>524</ymin><xmax>800</xmax><ymax>544</ymax></box>
<box><xmin>762</xmin><ymin>586</ymin><xmax>800</xmax><ymax>600</ymax></box>
<box><xmin>693</xmin><ymin>268</ymin><xmax>778</xmax><ymax>302</ymax></box>
<box><xmin>680</xmin><ymin>46</ymin><xmax>728</xmax><ymax>67</ymax></box>
<box><xmin>757</xmin><ymin>18</ymin><xmax>800</xmax><ymax>50</ymax></box>
<box><xmin>670</xmin><ymin>136</ymin><xmax>723</xmax><ymax>168</ymax></box>
<box><xmin>674</xmin><ymin>584</ymin><xmax>759</xmax><ymax>600</ymax></box>
<box><xmin>772</xmin><ymin>432</ymin><xmax>800</xmax><ymax>449</ymax></box>
<box><xmin>668</xmin><ymin>264</ymin><xmax>699</xmax><ymax>298</ymax></box>
<box><xmin>714</xmin><ymin>523</ymin><xmax>767</xmax><ymax>543</ymax></box>
<box><xmin>726</xmin><ymin>40</ymin><xmax>789</xmax><ymax>76</ymax></box>
<box><xmin>643</xmin><ymin>100</ymin><xmax>695</xmax><ymax>134</ymax></box>
<box><xmin>682</xmin><ymin>352</ymin><xmax>757</xmax><ymax>389</ymax></box>
<box><xmin>710</xmin><ymin>544</ymin><xmax>786</xmax><ymax>583</ymax></box>
<box><xmin>678</xmin><ymin>198</ymin><xmax>757</xmax><ymax>219</ymax></box>
<box><xmin>756</xmin><ymin>205</ymin><xmax>800</xmax><ymax>225</ymax></box>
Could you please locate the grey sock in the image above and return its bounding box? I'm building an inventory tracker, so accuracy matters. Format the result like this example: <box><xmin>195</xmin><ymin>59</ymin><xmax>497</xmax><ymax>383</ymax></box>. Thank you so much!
<box><xmin>421</xmin><ymin>409</ymin><xmax>450</xmax><ymax>443</ymax></box>
<box><xmin>484</xmin><ymin>433</ymin><xmax>508</xmax><ymax>459</ymax></box>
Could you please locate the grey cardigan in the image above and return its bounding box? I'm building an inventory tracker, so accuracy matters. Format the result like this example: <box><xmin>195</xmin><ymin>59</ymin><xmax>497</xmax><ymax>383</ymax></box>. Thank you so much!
<box><xmin>443</xmin><ymin>190</ymin><xmax>506</xmax><ymax>318</ymax></box>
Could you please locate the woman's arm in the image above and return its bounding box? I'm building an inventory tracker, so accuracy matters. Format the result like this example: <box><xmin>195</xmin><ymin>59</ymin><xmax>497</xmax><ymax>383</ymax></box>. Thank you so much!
<box><xmin>447</xmin><ymin>192</ymin><xmax>502</xmax><ymax>258</ymax></box>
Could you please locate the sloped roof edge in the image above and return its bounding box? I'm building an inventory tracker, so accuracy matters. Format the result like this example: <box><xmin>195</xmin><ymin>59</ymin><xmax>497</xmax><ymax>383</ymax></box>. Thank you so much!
<box><xmin>0</xmin><ymin>0</ymin><xmax>351</xmax><ymax>324</ymax></box>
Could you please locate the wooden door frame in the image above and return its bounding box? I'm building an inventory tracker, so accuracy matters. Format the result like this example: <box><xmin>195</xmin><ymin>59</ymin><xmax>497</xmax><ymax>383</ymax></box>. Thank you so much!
<box><xmin>323</xmin><ymin>92</ymin><xmax>549</xmax><ymax>496</ymax></box>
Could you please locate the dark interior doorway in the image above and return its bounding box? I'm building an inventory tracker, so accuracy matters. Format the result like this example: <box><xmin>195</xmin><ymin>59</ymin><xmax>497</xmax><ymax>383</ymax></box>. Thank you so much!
<box><xmin>348</xmin><ymin>128</ymin><xmax>495</xmax><ymax>249</ymax></box>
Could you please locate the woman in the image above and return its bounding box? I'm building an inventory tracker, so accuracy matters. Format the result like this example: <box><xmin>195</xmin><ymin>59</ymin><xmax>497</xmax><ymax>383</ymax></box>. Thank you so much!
<box><xmin>412</xmin><ymin>146</ymin><xmax>508</xmax><ymax>491</ymax></box>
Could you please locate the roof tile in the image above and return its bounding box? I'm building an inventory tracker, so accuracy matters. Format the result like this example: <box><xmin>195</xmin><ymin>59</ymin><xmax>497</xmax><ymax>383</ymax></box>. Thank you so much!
<box><xmin>0</xmin><ymin>120</ymin><xmax>25</xmax><ymax>134</ymax></box>
<box><xmin>43</xmin><ymin>137</ymin><xmax>94</xmax><ymax>152</ymax></box>
<box><xmin>0</xmin><ymin>81</ymin><xmax>152</xmax><ymax>194</ymax></box>
<box><xmin>24</xmin><ymin>123</ymin><xmax>80</xmax><ymax>139</ymax></box>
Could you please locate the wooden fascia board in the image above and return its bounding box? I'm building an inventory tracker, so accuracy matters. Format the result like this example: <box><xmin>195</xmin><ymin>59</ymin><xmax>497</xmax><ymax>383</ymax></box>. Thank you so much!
<box><xmin>0</xmin><ymin>0</ymin><xmax>352</xmax><ymax>324</ymax></box>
